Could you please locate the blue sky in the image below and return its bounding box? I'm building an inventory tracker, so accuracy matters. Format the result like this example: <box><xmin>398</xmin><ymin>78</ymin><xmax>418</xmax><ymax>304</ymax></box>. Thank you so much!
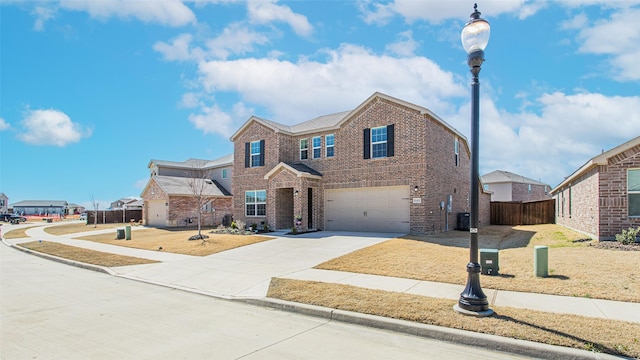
<box><xmin>1</xmin><ymin>0</ymin><xmax>639</xmax><ymax>210</ymax></box>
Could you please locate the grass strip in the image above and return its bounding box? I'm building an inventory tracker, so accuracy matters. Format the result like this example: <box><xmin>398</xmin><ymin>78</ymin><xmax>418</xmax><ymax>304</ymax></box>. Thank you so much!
<box><xmin>267</xmin><ymin>278</ymin><xmax>640</xmax><ymax>358</ymax></box>
<box><xmin>19</xmin><ymin>241</ymin><xmax>158</xmax><ymax>267</ymax></box>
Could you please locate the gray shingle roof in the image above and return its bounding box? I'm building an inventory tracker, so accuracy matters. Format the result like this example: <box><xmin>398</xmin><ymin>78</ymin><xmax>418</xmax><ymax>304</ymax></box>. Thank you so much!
<box><xmin>150</xmin><ymin>153</ymin><xmax>233</xmax><ymax>170</ymax></box>
<box><xmin>286</xmin><ymin>163</ymin><xmax>323</xmax><ymax>177</ymax></box>
<box><xmin>481</xmin><ymin>170</ymin><xmax>548</xmax><ymax>186</ymax></box>
<box><xmin>153</xmin><ymin>176</ymin><xmax>230</xmax><ymax>197</ymax></box>
<box><xmin>11</xmin><ymin>200</ymin><xmax>69</xmax><ymax>207</ymax></box>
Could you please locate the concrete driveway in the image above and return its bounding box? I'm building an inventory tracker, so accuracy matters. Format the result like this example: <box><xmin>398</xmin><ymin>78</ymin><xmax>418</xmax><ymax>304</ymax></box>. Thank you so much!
<box><xmin>105</xmin><ymin>230</ymin><xmax>401</xmax><ymax>298</ymax></box>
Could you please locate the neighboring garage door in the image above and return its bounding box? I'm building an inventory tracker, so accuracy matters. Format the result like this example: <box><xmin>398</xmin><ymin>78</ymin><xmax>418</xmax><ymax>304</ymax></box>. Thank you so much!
<box><xmin>147</xmin><ymin>200</ymin><xmax>167</xmax><ymax>227</ymax></box>
<box><xmin>325</xmin><ymin>186</ymin><xmax>410</xmax><ymax>233</ymax></box>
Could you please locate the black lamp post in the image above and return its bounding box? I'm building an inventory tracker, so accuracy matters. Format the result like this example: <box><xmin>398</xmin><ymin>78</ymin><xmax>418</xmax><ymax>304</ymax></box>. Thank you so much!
<box><xmin>454</xmin><ymin>3</ymin><xmax>493</xmax><ymax>317</ymax></box>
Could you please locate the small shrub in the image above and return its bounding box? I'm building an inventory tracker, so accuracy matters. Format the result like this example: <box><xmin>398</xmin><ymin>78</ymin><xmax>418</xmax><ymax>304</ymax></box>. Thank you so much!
<box><xmin>250</xmin><ymin>223</ymin><xmax>258</xmax><ymax>232</ymax></box>
<box><xmin>262</xmin><ymin>223</ymin><xmax>270</xmax><ymax>232</ymax></box>
<box><xmin>615</xmin><ymin>227</ymin><xmax>640</xmax><ymax>245</ymax></box>
<box><xmin>230</xmin><ymin>221</ymin><xmax>237</xmax><ymax>229</ymax></box>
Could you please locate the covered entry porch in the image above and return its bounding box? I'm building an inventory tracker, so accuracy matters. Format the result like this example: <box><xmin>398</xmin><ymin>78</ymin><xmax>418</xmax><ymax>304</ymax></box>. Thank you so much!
<box><xmin>264</xmin><ymin>163</ymin><xmax>323</xmax><ymax>232</ymax></box>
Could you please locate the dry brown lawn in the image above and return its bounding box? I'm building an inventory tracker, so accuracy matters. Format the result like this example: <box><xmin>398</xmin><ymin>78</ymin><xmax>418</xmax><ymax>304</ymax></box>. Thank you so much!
<box><xmin>20</xmin><ymin>241</ymin><xmax>158</xmax><ymax>267</ymax></box>
<box><xmin>267</xmin><ymin>278</ymin><xmax>640</xmax><ymax>358</ymax></box>
<box><xmin>44</xmin><ymin>222</ymin><xmax>123</xmax><ymax>235</ymax></box>
<box><xmin>75</xmin><ymin>227</ymin><xmax>275</xmax><ymax>256</ymax></box>
<box><xmin>2</xmin><ymin>226</ymin><xmax>36</xmax><ymax>239</ymax></box>
<box><xmin>315</xmin><ymin>224</ymin><xmax>640</xmax><ymax>302</ymax></box>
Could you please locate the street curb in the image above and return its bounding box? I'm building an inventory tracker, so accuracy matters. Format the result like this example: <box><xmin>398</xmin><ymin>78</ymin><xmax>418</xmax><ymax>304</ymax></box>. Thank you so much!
<box><xmin>239</xmin><ymin>297</ymin><xmax>628</xmax><ymax>360</ymax></box>
<box><xmin>2</xmin><ymin>239</ymin><xmax>116</xmax><ymax>276</ymax></box>
<box><xmin>2</xmin><ymin>240</ymin><xmax>630</xmax><ymax>360</ymax></box>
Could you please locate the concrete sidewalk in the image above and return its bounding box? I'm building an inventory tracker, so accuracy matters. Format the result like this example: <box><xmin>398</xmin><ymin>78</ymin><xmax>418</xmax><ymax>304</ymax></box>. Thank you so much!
<box><xmin>3</xmin><ymin>221</ymin><xmax>639</xmax><ymax>324</ymax></box>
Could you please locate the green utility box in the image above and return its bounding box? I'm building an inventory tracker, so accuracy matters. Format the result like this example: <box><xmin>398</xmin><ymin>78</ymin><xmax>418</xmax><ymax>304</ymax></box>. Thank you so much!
<box><xmin>116</xmin><ymin>228</ymin><xmax>125</xmax><ymax>240</ymax></box>
<box><xmin>125</xmin><ymin>225</ymin><xmax>131</xmax><ymax>240</ymax></box>
<box><xmin>534</xmin><ymin>245</ymin><xmax>548</xmax><ymax>277</ymax></box>
<box><xmin>480</xmin><ymin>248</ymin><xmax>499</xmax><ymax>275</ymax></box>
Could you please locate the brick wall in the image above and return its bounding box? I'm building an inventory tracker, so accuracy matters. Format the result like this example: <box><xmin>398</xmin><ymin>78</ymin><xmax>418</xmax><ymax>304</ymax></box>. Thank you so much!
<box><xmin>512</xmin><ymin>182</ymin><xmax>551</xmax><ymax>202</ymax></box>
<box><xmin>554</xmin><ymin>144</ymin><xmax>640</xmax><ymax>240</ymax></box>
<box><xmin>598</xmin><ymin>147</ymin><xmax>640</xmax><ymax>238</ymax></box>
<box><xmin>232</xmin><ymin>95</ymin><xmax>490</xmax><ymax>234</ymax></box>
<box><xmin>166</xmin><ymin>195</ymin><xmax>232</xmax><ymax>228</ymax></box>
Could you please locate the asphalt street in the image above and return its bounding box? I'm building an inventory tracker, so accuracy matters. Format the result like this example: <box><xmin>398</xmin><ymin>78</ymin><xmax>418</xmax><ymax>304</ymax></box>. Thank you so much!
<box><xmin>0</xmin><ymin>242</ymin><xmax>534</xmax><ymax>360</ymax></box>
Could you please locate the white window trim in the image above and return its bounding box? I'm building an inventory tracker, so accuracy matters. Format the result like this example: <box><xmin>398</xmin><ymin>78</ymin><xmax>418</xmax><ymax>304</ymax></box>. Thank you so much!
<box><xmin>300</xmin><ymin>139</ymin><xmax>309</xmax><ymax>160</ymax></box>
<box><xmin>454</xmin><ymin>138</ymin><xmax>460</xmax><ymax>167</ymax></box>
<box><xmin>371</xmin><ymin>126</ymin><xmax>387</xmax><ymax>159</ymax></box>
<box><xmin>245</xmin><ymin>190</ymin><xmax>266</xmax><ymax>217</ymax></box>
<box><xmin>250</xmin><ymin>141</ymin><xmax>261</xmax><ymax>167</ymax></box>
<box><xmin>628</xmin><ymin>168</ymin><xmax>640</xmax><ymax>217</ymax></box>
<box><xmin>312</xmin><ymin>136</ymin><xmax>322</xmax><ymax>159</ymax></box>
<box><xmin>326</xmin><ymin>134</ymin><xmax>335</xmax><ymax>158</ymax></box>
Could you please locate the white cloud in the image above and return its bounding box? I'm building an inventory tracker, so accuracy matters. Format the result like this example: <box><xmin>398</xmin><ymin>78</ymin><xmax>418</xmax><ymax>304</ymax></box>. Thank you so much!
<box><xmin>575</xmin><ymin>7</ymin><xmax>640</xmax><ymax>80</ymax></box>
<box><xmin>385</xmin><ymin>30</ymin><xmax>419</xmax><ymax>57</ymax></box>
<box><xmin>18</xmin><ymin>109</ymin><xmax>92</xmax><ymax>147</ymax></box>
<box><xmin>0</xmin><ymin>118</ymin><xmax>9</xmax><ymax>131</ymax></box>
<box><xmin>205</xmin><ymin>23</ymin><xmax>270</xmax><ymax>60</ymax></box>
<box><xmin>195</xmin><ymin>44</ymin><xmax>465</xmax><ymax>130</ymax></box>
<box><xmin>370</xmin><ymin>1</ymin><xmax>529</xmax><ymax>24</ymax></box>
<box><xmin>59</xmin><ymin>0</ymin><xmax>196</xmax><ymax>27</ymax></box>
<box><xmin>188</xmin><ymin>102</ymin><xmax>250</xmax><ymax>137</ymax></box>
<box><xmin>154</xmin><ymin>33</ymin><xmax>198</xmax><ymax>61</ymax></box>
<box><xmin>460</xmin><ymin>91</ymin><xmax>640</xmax><ymax>187</ymax></box>
<box><xmin>247</xmin><ymin>0</ymin><xmax>313</xmax><ymax>37</ymax></box>
<box><xmin>32</xmin><ymin>5</ymin><xmax>57</xmax><ymax>31</ymax></box>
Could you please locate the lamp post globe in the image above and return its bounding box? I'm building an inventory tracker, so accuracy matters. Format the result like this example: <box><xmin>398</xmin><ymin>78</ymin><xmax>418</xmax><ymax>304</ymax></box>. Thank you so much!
<box><xmin>454</xmin><ymin>3</ymin><xmax>494</xmax><ymax>317</ymax></box>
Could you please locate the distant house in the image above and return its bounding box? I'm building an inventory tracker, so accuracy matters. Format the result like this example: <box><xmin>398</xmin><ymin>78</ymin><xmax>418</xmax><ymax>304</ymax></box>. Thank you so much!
<box><xmin>141</xmin><ymin>154</ymin><xmax>233</xmax><ymax>227</ymax></box>
<box><xmin>0</xmin><ymin>193</ymin><xmax>8</xmax><ymax>213</ymax></box>
<box><xmin>230</xmin><ymin>92</ymin><xmax>490</xmax><ymax>233</ymax></box>
<box><xmin>550</xmin><ymin>136</ymin><xmax>640</xmax><ymax>240</ymax></box>
<box><xmin>67</xmin><ymin>203</ymin><xmax>86</xmax><ymax>214</ymax></box>
<box><xmin>11</xmin><ymin>200</ymin><xmax>68</xmax><ymax>216</ymax></box>
<box><xmin>481</xmin><ymin>170</ymin><xmax>551</xmax><ymax>202</ymax></box>
<box><xmin>110</xmin><ymin>197</ymin><xmax>139</xmax><ymax>210</ymax></box>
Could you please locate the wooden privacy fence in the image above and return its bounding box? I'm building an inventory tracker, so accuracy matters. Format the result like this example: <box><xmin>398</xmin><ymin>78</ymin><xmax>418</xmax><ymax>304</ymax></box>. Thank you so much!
<box><xmin>87</xmin><ymin>210</ymin><xmax>142</xmax><ymax>224</ymax></box>
<box><xmin>490</xmin><ymin>199</ymin><xmax>555</xmax><ymax>226</ymax></box>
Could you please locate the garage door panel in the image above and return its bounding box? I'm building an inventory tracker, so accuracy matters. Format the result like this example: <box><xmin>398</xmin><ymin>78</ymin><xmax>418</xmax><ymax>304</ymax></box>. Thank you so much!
<box><xmin>325</xmin><ymin>186</ymin><xmax>409</xmax><ymax>233</ymax></box>
<box><xmin>147</xmin><ymin>200</ymin><xmax>166</xmax><ymax>227</ymax></box>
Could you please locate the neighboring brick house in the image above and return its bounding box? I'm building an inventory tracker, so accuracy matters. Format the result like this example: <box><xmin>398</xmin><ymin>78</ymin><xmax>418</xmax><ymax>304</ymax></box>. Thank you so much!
<box><xmin>141</xmin><ymin>155</ymin><xmax>233</xmax><ymax>227</ymax></box>
<box><xmin>481</xmin><ymin>170</ymin><xmax>551</xmax><ymax>202</ymax></box>
<box><xmin>551</xmin><ymin>136</ymin><xmax>640</xmax><ymax>240</ymax></box>
<box><xmin>230</xmin><ymin>92</ymin><xmax>490</xmax><ymax>234</ymax></box>
<box><xmin>0</xmin><ymin>193</ymin><xmax>8</xmax><ymax>213</ymax></box>
<box><xmin>110</xmin><ymin>197</ymin><xmax>139</xmax><ymax>210</ymax></box>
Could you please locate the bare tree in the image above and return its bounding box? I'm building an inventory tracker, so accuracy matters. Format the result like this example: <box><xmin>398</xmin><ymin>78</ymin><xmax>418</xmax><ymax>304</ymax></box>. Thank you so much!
<box><xmin>186</xmin><ymin>167</ymin><xmax>214</xmax><ymax>241</ymax></box>
<box><xmin>90</xmin><ymin>193</ymin><xmax>99</xmax><ymax>228</ymax></box>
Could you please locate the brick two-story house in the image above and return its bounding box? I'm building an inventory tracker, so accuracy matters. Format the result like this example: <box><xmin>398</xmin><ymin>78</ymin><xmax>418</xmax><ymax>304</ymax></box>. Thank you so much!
<box><xmin>481</xmin><ymin>170</ymin><xmax>551</xmax><ymax>202</ymax></box>
<box><xmin>551</xmin><ymin>136</ymin><xmax>640</xmax><ymax>240</ymax></box>
<box><xmin>141</xmin><ymin>155</ymin><xmax>233</xmax><ymax>227</ymax></box>
<box><xmin>231</xmin><ymin>92</ymin><xmax>490</xmax><ymax>234</ymax></box>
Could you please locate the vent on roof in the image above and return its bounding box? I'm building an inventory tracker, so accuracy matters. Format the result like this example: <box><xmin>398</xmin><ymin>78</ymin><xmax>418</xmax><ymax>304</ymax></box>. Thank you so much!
<box><xmin>205</xmin><ymin>179</ymin><xmax>213</xmax><ymax>184</ymax></box>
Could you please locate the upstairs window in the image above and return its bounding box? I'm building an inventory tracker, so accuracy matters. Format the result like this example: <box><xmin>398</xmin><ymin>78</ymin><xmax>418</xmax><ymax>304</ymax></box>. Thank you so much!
<box><xmin>222</xmin><ymin>169</ymin><xmax>228</xmax><ymax>179</ymax></box>
<box><xmin>245</xmin><ymin>140</ymin><xmax>265</xmax><ymax>168</ymax></box>
<box><xmin>312</xmin><ymin>136</ymin><xmax>322</xmax><ymax>159</ymax></box>
<box><xmin>364</xmin><ymin>125</ymin><xmax>394</xmax><ymax>159</ymax></box>
<box><xmin>628</xmin><ymin>169</ymin><xmax>640</xmax><ymax>217</ymax></box>
<box><xmin>454</xmin><ymin>138</ymin><xmax>460</xmax><ymax>166</ymax></box>
<box><xmin>326</xmin><ymin>134</ymin><xmax>335</xmax><ymax>157</ymax></box>
<box><xmin>300</xmin><ymin>139</ymin><xmax>309</xmax><ymax>160</ymax></box>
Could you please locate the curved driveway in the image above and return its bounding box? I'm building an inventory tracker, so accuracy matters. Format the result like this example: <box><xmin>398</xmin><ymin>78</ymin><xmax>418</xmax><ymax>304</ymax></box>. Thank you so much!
<box><xmin>5</xmin><ymin>222</ymin><xmax>399</xmax><ymax>298</ymax></box>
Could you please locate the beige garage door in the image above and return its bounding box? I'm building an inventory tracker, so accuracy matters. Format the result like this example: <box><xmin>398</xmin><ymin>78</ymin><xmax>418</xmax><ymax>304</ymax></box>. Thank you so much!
<box><xmin>147</xmin><ymin>200</ymin><xmax>167</xmax><ymax>227</ymax></box>
<box><xmin>325</xmin><ymin>186</ymin><xmax>410</xmax><ymax>233</ymax></box>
